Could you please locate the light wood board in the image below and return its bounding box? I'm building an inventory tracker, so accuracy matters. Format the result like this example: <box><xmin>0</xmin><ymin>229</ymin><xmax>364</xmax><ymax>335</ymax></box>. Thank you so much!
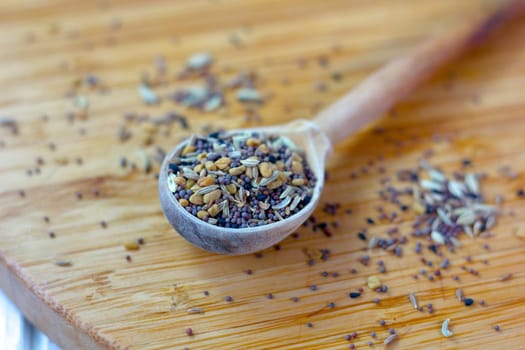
<box><xmin>1</xmin><ymin>0</ymin><xmax>525</xmax><ymax>349</ymax></box>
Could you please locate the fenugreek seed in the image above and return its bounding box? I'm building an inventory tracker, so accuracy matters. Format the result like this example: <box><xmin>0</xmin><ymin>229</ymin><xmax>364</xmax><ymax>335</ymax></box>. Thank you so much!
<box><xmin>197</xmin><ymin>176</ymin><xmax>215</xmax><ymax>187</ymax></box>
<box><xmin>196</xmin><ymin>152</ymin><xmax>207</xmax><ymax>160</ymax></box>
<box><xmin>197</xmin><ymin>210</ymin><xmax>208</xmax><ymax>219</ymax></box>
<box><xmin>205</xmin><ymin>161</ymin><xmax>217</xmax><ymax>170</ymax></box>
<box><xmin>229</xmin><ymin>165</ymin><xmax>246</xmax><ymax>176</ymax></box>
<box><xmin>278</xmin><ymin>172</ymin><xmax>288</xmax><ymax>183</ymax></box>
<box><xmin>174</xmin><ymin>176</ymin><xmax>186</xmax><ymax>186</ymax></box>
<box><xmin>186</xmin><ymin>179</ymin><xmax>196</xmax><ymax>189</ymax></box>
<box><xmin>276</xmin><ymin>161</ymin><xmax>285</xmax><ymax>171</ymax></box>
<box><xmin>367</xmin><ymin>275</ymin><xmax>381</xmax><ymax>290</ymax></box>
<box><xmin>257</xmin><ymin>144</ymin><xmax>269</xmax><ymax>154</ymax></box>
<box><xmin>207</xmin><ymin>204</ymin><xmax>220</xmax><ymax>217</ymax></box>
<box><xmin>179</xmin><ymin>198</ymin><xmax>189</xmax><ymax>207</ymax></box>
<box><xmin>181</xmin><ymin>144</ymin><xmax>195</xmax><ymax>155</ymax></box>
<box><xmin>292</xmin><ymin>178</ymin><xmax>306</xmax><ymax>186</ymax></box>
<box><xmin>124</xmin><ymin>241</ymin><xmax>140</xmax><ymax>250</ymax></box>
<box><xmin>246</xmin><ymin>138</ymin><xmax>261</xmax><ymax>147</ymax></box>
<box><xmin>203</xmin><ymin>189</ymin><xmax>221</xmax><ymax>204</ymax></box>
<box><xmin>258</xmin><ymin>162</ymin><xmax>272</xmax><ymax>177</ymax></box>
<box><xmin>189</xmin><ymin>193</ymin><xmax>204</xmax><ymax>205</ymax></box>
<box><xmin>194</xmin><ymin>163</ymin><xmax>205</xmax><ymax>173</ymax></box>
<box><xmin>226</xmin><ymin>183</ymin><xmax>237</xmax><ymax>194</ymax></box>
<box><xmin>267</xmin><ymin>179</ymin><xmax>283</xmax><ymax>190</ymax></box>
<box><xmin>292</xmin><ymin>160</ymin><xmax>303</xmax><ymax>174</ymax></box>
<box><xmin>215</xmin><ymin>157</ymin><xmax>231</xmax><ymax>170</ymax></box>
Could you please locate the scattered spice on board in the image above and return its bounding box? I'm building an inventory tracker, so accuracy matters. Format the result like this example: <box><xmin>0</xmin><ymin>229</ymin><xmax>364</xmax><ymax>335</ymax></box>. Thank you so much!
<box><xmin>55</xmin><ymin>260</ymin><xmax>73</xmax><ymax>267</ymax></box>
<box><xmin>166</xmin><ymin>131</ymin><xmax>316</xmax><ymax>227</ymax></box>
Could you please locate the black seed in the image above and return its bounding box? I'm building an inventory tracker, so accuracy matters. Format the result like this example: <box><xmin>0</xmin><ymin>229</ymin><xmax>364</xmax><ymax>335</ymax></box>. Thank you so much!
<box><xmin>349</xmin><ymin>292</ymin><xmax>361</xmax><ymax>299</ymax></box>
<box><xmin>168</xmin><ymin>163</ymin><xmax>179</xmax><ymax>172</ymax></box>
<box><xmin>357</xmin><ymin>232</ymin><xmax>367</xmax><ymax>241</ymax></box>
<box><xmin>366</xmin><ymin>218</ymin><xmax>375</xmax><ymax>224</ymax></box>
<box><xmin>464</xmin><ymin>298</ymin><xmax>474</xmax><ymax>306</ymax></box>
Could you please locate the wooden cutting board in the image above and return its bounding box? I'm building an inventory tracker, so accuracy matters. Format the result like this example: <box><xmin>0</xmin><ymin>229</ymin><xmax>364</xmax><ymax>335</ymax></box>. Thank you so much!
<box><xmin>1</xmin><ymin>0</ymin><xmax>525</xmax><ymax>349</ymax></box>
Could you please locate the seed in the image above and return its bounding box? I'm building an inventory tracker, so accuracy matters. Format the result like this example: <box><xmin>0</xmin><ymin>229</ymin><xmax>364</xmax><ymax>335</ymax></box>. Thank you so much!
<box><xmin>367</xmin><ymin>276</ymin><xmax>381</xmax><ymax>290</ymax></box>
<box><xmin>55</xmin><ymin>260</ymin><xmax>72</xmax><ymax>267</ymax></box>
<box><xmin>349</xmin><ymin>292</ymin><xmax>361</xmax><ymax>299</ymax></box>
<box><xmin>207</xmin><ymin>204</ymin><xmax>220</xmax><ymax>217</ymax></box>
<box><xmin>225</xmin><ymin>183</ymin><xmax>237</xmax><ymax>194</ymax></box>
<box><xmin>292</xmin><ymin>160</ymin><xmax>303</xmax><ymax>174</ymax></box>
<box><xmin>214</xmin><ymin>157</ymin><xmax>231</xmax><ymax>170</ymax></box>
<box><xmin>197</xmin><ymin>210</ymin><xmax>208</xmax><ymax>219</ymax></box>
<box><xmin>291</xmin><ymin>178</ymin><xmax>306</xmax><ymax>186</ymax></box>
<box><xmin>258</xmin><ymin>162</ymin><xmax>272</xmax><ymax>177</ymax></box>
<box><xmin>384</xmin><ymin>333</ymin><xmax>398</xmax><ymax>346</ymax></box>
<box><xmin>229</xmin><ymin>165</ymin><xmax>246</xmax><ymax>176</ymax></box>
<box><xmin>441</xmin><ymin>318</ymin><xmax>453</xmax><ymax>337</ymax></box>
<box><xmin>187</xmin><ymin>308</ymin><xmax>204</xmax><ymax>314</ymax></box>
<box><xmin>179</xmin><ymin>198</ymin><xmax>189</xmax><ymax>207</ymax></box>
<box><xmin>205</xmin><ymin>161</ymin><xmax>217</xmax><ymax>170</ymax></box>
<box><xmin>189</xmin><ymin>193</ymin><xmax>204</xmax><ymax>205</ymax></box>
<box><xmin>267</xmin><ymin>179</ymin><xmax>283</xmax><ymax>190</ymax></box>
<box><xmin>124</xmin><ymin>241</ymin><xmax>140</xmax><ymax>250</ymax></box>
<box><xmin>494</xmin><ymin>325</ymin><xmax>500</xmax><ymax>331</ymax></box>
<box><xmin>185</xmin><ymin>327</ymin><xmax>193</xmax><ymax>336</ymax></box>
<box><xmin>181</xmin><ymin>144</ymin><xmax>195</xmax><ymax>156</ymax></box>
<box><xmin>203</xmin><ymin>189</ymin><xmax>221</xmax><ymax>204</ymax></box>
<box><xmin>197</xmin><ymin>175</ymin><xmax>215</xmax><ymax>187</ymax></box>
<box><xmin>225</xmin><ymin>296</ymin><xmax>233</xmax><ymax>302</ymax></box>
<box><xmin>464</xmin><ymin>298</ymin><xmax>474</xmax><ymax>306</ymax></box>
<box><xmin>499</xmin><ymin>273</ymin><xmax>512</xmax><ymax>281</ymax></box>
<box><xmin>409</xmin><ymin>292</ymin><xmax>418</xmax><ymax>309</ymax></box>
<box><xmin>246</xmin><ymin>138</ymin><xmax>261</xmax><ymax>147</ymax></box>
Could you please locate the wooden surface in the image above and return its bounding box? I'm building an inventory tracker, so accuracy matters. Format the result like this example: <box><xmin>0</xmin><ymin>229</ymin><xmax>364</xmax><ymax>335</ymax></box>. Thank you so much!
<box><xmin>1</xmin><ymin>0</ymin><xmax>525</xmax><ymax>349</ymax></box>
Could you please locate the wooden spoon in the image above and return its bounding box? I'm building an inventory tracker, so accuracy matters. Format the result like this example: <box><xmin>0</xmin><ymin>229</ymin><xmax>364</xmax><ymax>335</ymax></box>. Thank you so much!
<box><xmin>159</xmin><ymin>0</ymin><xmax>524</xmax><ymax>255</ymax></box>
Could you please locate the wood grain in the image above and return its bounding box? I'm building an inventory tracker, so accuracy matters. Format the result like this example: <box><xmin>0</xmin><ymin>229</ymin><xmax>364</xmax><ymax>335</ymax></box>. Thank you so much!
<box><xmin>1</xmin><ymin>0</ymin><xmax>525</xmax><ymax>349</ymax></box>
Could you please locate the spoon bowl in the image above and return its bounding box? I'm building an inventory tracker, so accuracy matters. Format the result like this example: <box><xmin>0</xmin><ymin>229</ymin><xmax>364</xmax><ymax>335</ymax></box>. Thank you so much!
<box><xmin>158</xmin><ymin>120</ymin><xmax>331</xmax><ymax>254</ymax></box>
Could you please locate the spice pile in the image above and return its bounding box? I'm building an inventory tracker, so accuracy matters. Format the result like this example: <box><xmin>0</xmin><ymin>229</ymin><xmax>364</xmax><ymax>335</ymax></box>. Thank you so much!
<box><xmin>166</xmin><ymin>131</ymin><xmax>316</xmax><ymax>228</ymax></box>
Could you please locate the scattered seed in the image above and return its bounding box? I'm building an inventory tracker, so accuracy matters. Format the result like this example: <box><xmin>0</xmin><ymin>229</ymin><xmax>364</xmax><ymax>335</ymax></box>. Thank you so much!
<box><xmin>185</xmin><ymin>327</ymin><xmax>193</xmax><ymax>336</ymax></box>
<box><xmin>499</xmin><ymin>273</ymin><xmax>513</xmax><ymax>282</ymax></box>
<box><xmin>441</xmin><ymin>318</ymin><xmax>453</xmax><ymax>337</ymax></box>
<box><xmin>464</xmin><ymin>298</ymin><xmax>474</xmax><ymax>306</ymax></box>
<box><xmin>349</xmin><ymin>292</ymin><xmax>361</xmax><ymax>299</ymax></box>
<box><xmin>409</xmin><ymin>292</ymin><xmax>418</xmax><ymax>309</ymax></box>
<box><xmin>55</xmin><ymin>260</ymin><xmax>72</xmax><ymax>267</ymax></box>
<box><xmin>384</xmin><ymin>333</ymin><xmax>398</xmax><ymax>346</ymax></box>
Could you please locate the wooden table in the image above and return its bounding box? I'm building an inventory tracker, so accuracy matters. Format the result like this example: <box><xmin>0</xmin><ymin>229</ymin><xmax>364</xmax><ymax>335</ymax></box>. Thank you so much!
<box><xmin>1</xmin><ymin>0</ymin><xmax>525</xmax><ymax>349</ymax></box>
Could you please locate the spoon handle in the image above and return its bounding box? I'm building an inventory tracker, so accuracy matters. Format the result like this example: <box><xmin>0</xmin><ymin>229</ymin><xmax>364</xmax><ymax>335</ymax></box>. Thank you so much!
<box><xmin>314</xmin><ymin>0</ymin><xmax>525</xmax><ymax>145</ymax></box>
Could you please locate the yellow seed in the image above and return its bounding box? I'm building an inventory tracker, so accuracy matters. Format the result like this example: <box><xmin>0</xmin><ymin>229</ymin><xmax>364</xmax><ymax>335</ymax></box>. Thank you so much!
<box><xmin>196</xmin><ymin>152</ymin><xmax>208</xmax><ymax>160</ymax></box>
<box><xmin>174</xmin><ymin>176</ymin><xmax>186</xmax><ymax>186</ymax></box>
<box><xmin>197</xmin><ymin>210</ymin><xmax>208</xmax><ymax>219</ymax></box>
<box><xmin>278</xmin><ymin>171</ymin><xmax>288</xmax><ymax>182</ymax></box>
<box><xmin>367</xmin><ymin>275</ymin><xmax>382</xmax><ymax>290</ymax></box>
<box><xmin>179</xmin><ymin>198</ymin><xmax>189</xmax><ymax>207</ymax></box>
<box><xmin>140</xmin><ymin>122</ymin><xmax>157</xmax><ymax>135</ymax></box>
<box><xmin>189</xmin><ymin>193</ymin><xmax>203</xmax><ymax>205</ymax></box>
<box><xmin>257</xmin><ymin>144</ymin><xmax>269</xmax><ymax>154</ymax></box>
<box><xmin>207</xmin><ymin>204</ymin><xmax>220</xmax><ymax>217</ymax></box>
<box><xmin>124</xmin><ymin>241</ymin><xmax>140</xmax><ymax>251</ymax></box>
<box><xmin>203</xmin><ymin>189</ymin><xmax>221</xmax><ymax>204</ymax></box>
<box><xmin>292</xmin><ymin>152</ymin><xmax>302</xmax><ymax>162</ymax></box>
<box><xmin>276</xmin><ymin>161</ymin><xmax>285</xmax><ymax>171</ymax></box>
<box><xmin>186</xmin><ymin>179</ymin><xmax>196</xmax><ymax>189</ymax></box>
<box><xmin>190</xmin><ymin>184</ymin><xmax>200</xmax><ymax>192</ymax></box>
<box><xmin>205</xmin><ymin>161</ymin><xmax>217</xmax><ymax>171</ymax></box>
<box><xmin>181</xmin><ymin>144</ymin><xmax>195</xmax><ymax>156</ymax></box>
<box><xmin>215</xmin><ymin>157</ymin><xmax>231</xmax><ymax>170</ymax></box>
<box><xmin>229</xmin><ymin>165</ymin><xmax>246</xmax><ymax>176</ymax></box>
<box><xmin>292</xmin><ymin>160</ymin><xmax>303</xmax><ymax>174</ymax></box>
<box><xmin>267</xmin><ymin>179</ymin><xmax>283</xmax><ymax>190</ymax></box>
<box><xmin>245</xmin><ymin>167</ymin><xmax>253</xmax><ymax>179</ymax></box>
<box><xmin>246</xmin><ymin>137</ymin><xmax>261</xmax><ymax>147</ymax></box>
<box><xmin>292</xmin><ymin>178</ymin><xmax>306</xmax><ymax>186</ymax></box>
<box><xmin>197</xmin><ymin>176</ymin><xmax>215</xmax><ymax>187</ymax></box>
<box><xmin>226</xmin><ymin>183</ymin><xmax>237</xmax><ymax>194</ymax></box>
<box><xmin>413</xmin><ymin>202</ymin><xmax>425</xmax><ymax>214</ymax></box>
<box><xmin>258</xmin><ymin>162</ymin><xmax>272</xmax><ymax>177</ymax></box>
<box><xmin>194</xmin><ymin>163</ymin><xmax>205</xmax><ymax>173</ymax></box>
